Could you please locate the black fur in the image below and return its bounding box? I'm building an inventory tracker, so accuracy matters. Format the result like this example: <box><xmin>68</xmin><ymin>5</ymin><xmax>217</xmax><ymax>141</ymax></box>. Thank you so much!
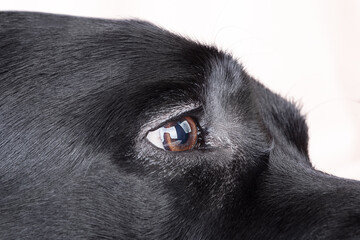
<box><xmin>0</xmin><ymin>12</ymin><xmax>359</xmax><ymax>239</ymax></box>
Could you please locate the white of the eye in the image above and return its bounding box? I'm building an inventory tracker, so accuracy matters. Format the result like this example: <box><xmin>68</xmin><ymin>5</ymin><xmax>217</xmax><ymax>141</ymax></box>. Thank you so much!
<box><xmin>147</xmin><ymin>126</ymin><xmax>179</xmax><ymax>150</ymax></box>
<box><xmin>146</xmin><ymin>129</ymin><xmax>165</xmax><ymax>150</ymax></box>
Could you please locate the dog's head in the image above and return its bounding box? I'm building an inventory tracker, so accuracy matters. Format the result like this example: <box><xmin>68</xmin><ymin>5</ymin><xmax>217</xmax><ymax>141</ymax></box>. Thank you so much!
<box><xmin>1</xmin><ymin>12</ymin><xmax>359</xmax><ymax>239</ymax></box>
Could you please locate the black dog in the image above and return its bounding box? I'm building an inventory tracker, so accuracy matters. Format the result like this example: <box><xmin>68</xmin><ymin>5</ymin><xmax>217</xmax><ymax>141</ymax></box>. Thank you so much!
<box><xmin>0</xmin><ymin>12</ymin><xmax>359</xmax><ymax>239</ymax></box>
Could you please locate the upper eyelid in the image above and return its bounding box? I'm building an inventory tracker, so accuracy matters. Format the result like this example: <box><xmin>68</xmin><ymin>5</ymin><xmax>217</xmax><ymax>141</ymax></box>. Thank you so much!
<box><xmin>139</xmin><ymin>103</ymin><xmax>202</xmax><ymax>139</ymax></box>
<box><xmin>148</xmin><ymin>107</ymin><xmax>202</xmax><ymax>132</ymax></box>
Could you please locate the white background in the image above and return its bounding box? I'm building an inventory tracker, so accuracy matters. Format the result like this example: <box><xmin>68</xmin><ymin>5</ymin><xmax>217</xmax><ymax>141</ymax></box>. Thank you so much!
<box><xmin>1</xmin><ymin>0</ymin><xmax>359</xmax><ymax>180</ymax></box>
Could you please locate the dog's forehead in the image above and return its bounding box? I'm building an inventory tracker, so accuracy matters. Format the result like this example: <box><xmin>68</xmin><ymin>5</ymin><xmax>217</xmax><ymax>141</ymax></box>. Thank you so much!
<box><xmin>118</xmin><ymin>23</ymin><xmax>251</xmax><ymax>110</ymax></box>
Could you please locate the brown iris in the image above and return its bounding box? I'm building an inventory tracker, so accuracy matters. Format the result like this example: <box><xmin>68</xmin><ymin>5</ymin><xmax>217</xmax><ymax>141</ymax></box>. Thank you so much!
<box><xmin>161</xmin><ymin>116</ymin><xmax>198</xmax><ymax>151</ymax></box>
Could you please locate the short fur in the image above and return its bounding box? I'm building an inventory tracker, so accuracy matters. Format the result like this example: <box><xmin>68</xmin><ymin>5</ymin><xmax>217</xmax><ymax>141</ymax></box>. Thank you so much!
<box><xmin>0</xmin><ymin>12</ymin><xmax>359</xmax><ymax>239</ymax></box>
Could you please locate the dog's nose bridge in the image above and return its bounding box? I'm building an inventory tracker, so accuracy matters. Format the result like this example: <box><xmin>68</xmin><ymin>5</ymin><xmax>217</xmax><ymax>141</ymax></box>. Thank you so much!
<box><xmin>312</xmin><ymin>177</ymin><xmax>360</xmax><ymax>235</ymax></box>
<box><xmin>257</xmin><ymin>163</ymin><xmax>360</xmax><ymax>237</ymax></box>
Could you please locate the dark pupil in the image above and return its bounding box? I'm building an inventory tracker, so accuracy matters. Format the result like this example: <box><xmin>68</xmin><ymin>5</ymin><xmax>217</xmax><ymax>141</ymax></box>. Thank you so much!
<box><xmin>174</xmin><ymin>123</ymin><xmax>189</xmax><ymax>144</ymax></box>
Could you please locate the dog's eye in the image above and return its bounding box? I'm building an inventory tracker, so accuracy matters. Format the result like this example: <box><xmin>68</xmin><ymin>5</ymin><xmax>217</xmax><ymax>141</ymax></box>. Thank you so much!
<box><xmin>146</xmin><ymin>116</ymin><xmax>198</xmax><ymax>151</ymax></box>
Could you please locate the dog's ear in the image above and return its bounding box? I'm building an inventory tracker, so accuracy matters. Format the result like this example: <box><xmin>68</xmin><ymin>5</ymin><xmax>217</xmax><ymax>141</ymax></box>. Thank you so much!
<box><xmin>272</xmin><ymin>99</ymin><xmax>309</xmax><ymax>157</ymax></box>
<box><xmin>252</xmin><ymin>80</ymin><xmax>309</xmax><ymax>159</ymax></box>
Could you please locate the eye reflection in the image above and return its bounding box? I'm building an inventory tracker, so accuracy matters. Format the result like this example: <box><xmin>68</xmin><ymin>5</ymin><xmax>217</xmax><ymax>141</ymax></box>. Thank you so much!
<box><xmin>146</xmin><ymin>116</ymin><xmax>198</xmax><ymax>151</ymax></box>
